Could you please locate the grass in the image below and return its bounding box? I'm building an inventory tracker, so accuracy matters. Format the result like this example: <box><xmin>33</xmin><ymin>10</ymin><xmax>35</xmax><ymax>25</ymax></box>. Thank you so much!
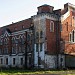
<box><xmin>0</xmin><ymin>68</ymin><xmax>75</xmax><ymax>75</ymax></box>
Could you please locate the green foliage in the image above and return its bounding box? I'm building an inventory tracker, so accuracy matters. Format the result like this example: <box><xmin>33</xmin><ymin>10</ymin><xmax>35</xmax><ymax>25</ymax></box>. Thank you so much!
<box><xmin>0</xmin><ymin>69</ymin><xmax>75</xmax><ymax>75</ymax></box>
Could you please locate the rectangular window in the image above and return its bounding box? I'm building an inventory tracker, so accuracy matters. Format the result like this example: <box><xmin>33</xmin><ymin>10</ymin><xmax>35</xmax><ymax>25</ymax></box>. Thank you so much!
<box><xmin>36</xmin><ymin>43</ymin><xmax>39</xmax><ymax>52</ymax></box>
<box><xmin>12</xmin><ymin>47</ymin><xmax>16</xmax><ymax>54</ymax></box>
<box><xmin>13</xmin><ymin>58</ymin><xmax>15</xmax><ymax>65</ymax></box>
<box><xmin>36</xmin><ymin>32</ymin><xmax>39</xmax><ymax>38</ymax></box>
<box><xmin>19</xmin><ymin>46</ymin><xmax>22</xmax><ymax>53</ymax></box>
<box><xmin>72</xmin><ymin>30</ymin><xmax>74</xmax><ymax>42</ymax></box>
<box><xmin>38</xmin><ymin>57</ymin><xmax>41</xmax><ymax>65</ymax></box>
<box><xmin>1</xmin><ymin>58</ymin><xmax>3</xmax><ymax>64</ymax></box>
<box><xmin>66</xmin><ymin>22</ymin><xmax>68</xmax><ymax>31</ymax></box>
<box><xmin>0</xmin><ymin>49</ymin><xmax>2</xmax><ymax>54</ymax></box>
<box><xmin>70</xmin><ymin>34</ymin><xmax>72</xmax><ymax>42</ymax></box>
<box><xmin>29</xmin><ymin>57</ymin><xmax>31</xmax><ymax>65</ymax></box>
<box><xmin>22</xmin><ymin>45</ymin><xmax>25</xmax><ymax>53</ymax></box>
<box><xmin>0</xmin><ymin>40</ymin><xmax>2</xmax><ymax>45</ymax></box>
<box><xmin>6</xmin><ymin>58</ymin><xmax>8</xmax><ymax>65</ymax></box>
<box><xmin>40</xmin><ymin>31</ymin><xmax>43</xmax><ymax>38</ymax></box>
<box><xmin>21</xmin><ymin>58</ymin><xmax>23</xmax><ymax>65</ymax></box>
<box><xmin>15</xmin><ymin>40</ymin><xmax>18</xmax><ymax>44</ymax></box>
<box><xmin>40</xmin><ymin>43</ymin><xmax>42</xmax><ymax>51</ymax></box>
<box><xmin>4</xmin><ymin>47</ymin><xmax>8</xmax><ymax>54</ymax></box>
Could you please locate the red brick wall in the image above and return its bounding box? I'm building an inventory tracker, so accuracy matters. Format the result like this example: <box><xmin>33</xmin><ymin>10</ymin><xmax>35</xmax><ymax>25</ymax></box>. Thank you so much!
<box><xmin>46</xmin><ymin>19</ymin><xmax>60</xmax><ymax>54</ymax></box>
<box><xmin>61</xmin><ymin>11</ymin><xmax>75</xmax><ymax>55</ymax></box>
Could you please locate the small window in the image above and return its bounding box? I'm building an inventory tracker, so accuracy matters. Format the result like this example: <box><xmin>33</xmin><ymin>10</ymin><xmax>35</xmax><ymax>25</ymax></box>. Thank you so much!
<box><xmin>12</xmin><ymin>38</ymin><xmax>15</xmax><ymax>44</ymax></box>
<box><xmin>19</xmin><ymin>46</ymin><xmax>22</xmax><ymax>53</ymax></box>
<box><xmin>22</xmin><ymin>25</ymin><xmax>24</xmax><ymax>29</ymax></box>
<box><xmin>6</xmin><ymin>58</ymin><xmax>8</xmax><ymax>65</ymax></box>
<box><xmin>60</xmin><ymin>58</ymin><xmax>63</xmax><ymax>62</ymax></box>
<box><xmin>72</xmin><ymin>30</ymin><xmax>74</xmax><ymax>42</ymax></box>
<box><xmin>13</xmin><ymin>58</ymin><xmax>15</xmax><ymax>65</ymax></box>
<box><xmin>36</xmin><ymin>32</ymin><xmax>39</xmax><ymax>38</ymax></box>
<box><xmin>21</xmin><ymin>45</ymin><xmax>25</xmax><ymax>53</ymax></box>
<box><xmin>15</xmin><ymin>39</ymin><xmax>18</xmax><ymax>44</ymax></box>
<box><xmin>36</xmin><ymin>43</ymin><xmax>39</xmax><ymax>52</ymax></box>
<box><xmin>4</xmin><ymin>47</ymin><xmax>8</xmax><ymax>54</ymax></box>
<box><xmin>0</xmin><ymin>39</ymin><xmax>2</xmax><ymax>45</ymax></box>
<box><xmin>4</xmin><ymin>38</ymin><xmax>8</xmax><ymax>45</ymax></box>
<box><xmin>21</xmin><ymin>58</ymin><xmax>23</xmax><ymax>65</ymax></box>
<box><xmin>0</xmin><ymin>49</ymin><xmax>2</xmax><ymax>54</ymax></box>
<box><xmin>27</xmin><ymin>34</ymin><xmax>30</xmax><ymax>41</ymax></box>
<box><xmin>40</xmin><ymin>43</ymin><xmax>42</xmax><ymax>51</ymax></box>
<box><xmin>40</xmin><ymin>31</ymin><xmax>43</xmax><ymax>38</ymax></box>
<box><xmin>15</xmin><ymin>28</ymin><xmax>17</xmax><ymax>30</ymax></box>
<box><xmin>12</xmin><ymin>47</ymin><xmax>16</xmax><ymax>54</ymax></box>
<box><xmin>1</xmin><ymin>58</ymin><xmax>3</xmax><ymax>64</ymax></box>
<box><xmin>38</xmin><ymin>57</ymin><xmax>41</xmax><ymax>65</ymax></box>
<box><xmin>50</xmin><ymin>21</ymin><xmax>54</xmax><ymax>32</ymax></box>
<box><xmin>69</xmin><ymin>33</ymin><xmax>72</xmax><ymax>42</ymax></box>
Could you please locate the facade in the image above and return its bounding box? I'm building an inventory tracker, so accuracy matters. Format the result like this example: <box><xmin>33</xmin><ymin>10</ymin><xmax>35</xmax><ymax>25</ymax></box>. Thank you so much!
<box><xmin>0</xmin><ymin>3</ymin><xmax>75</xmax><ymax>69</ymax></box>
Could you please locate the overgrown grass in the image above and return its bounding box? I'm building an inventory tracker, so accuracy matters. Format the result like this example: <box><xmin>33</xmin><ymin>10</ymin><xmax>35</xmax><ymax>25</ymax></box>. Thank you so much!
<box><xmin>0</xmin><ymin>68</ymin><xmax>75</xmax><ymax>75</ymax></box>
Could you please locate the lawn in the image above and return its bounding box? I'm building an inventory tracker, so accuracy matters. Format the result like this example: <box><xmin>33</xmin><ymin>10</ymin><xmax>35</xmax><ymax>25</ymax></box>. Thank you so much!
<box><xmin>0</xmin><ymin>69</ymin><xmax>75</xmax><ymax>75</ymax></box>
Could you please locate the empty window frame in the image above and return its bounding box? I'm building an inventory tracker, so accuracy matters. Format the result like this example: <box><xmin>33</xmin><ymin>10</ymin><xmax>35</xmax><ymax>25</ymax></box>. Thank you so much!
<box><xmin>6</xmin><ymin>58</ymin><xmax>8</xmax><ymax>65</ymax></box>
<box><xmin>36</xmin><ymin>43</ymin><xmax>39</xmax><ymax>52</ymax></box>
<box><xmin>1</xmin><ymin>58</ymin><xmax>3</xmax><ymax>64</ymax></box>
<box><xmin>21</xmin><ymin>58</ymin><xmax>23</xmax><ymax>65</ymax></box>
<box><xmin>13</xmin><ymin>58</ymin><xmax>15</xmax><ymax>65</ymax></box>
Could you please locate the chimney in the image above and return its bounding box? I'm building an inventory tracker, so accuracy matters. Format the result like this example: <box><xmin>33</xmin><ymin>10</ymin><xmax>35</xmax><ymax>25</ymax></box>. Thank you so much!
<box><xmin>37</xmin><ymin>4</ymin><xmax>54</xmax><ymax>14</ymax></box>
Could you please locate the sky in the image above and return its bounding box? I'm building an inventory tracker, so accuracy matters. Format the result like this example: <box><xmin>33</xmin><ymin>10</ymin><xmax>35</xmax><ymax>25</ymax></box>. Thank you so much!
<box><xmin>0</xmin><ymin>0</ymin><xmax>75</xmax><ymax>27</ymax></box>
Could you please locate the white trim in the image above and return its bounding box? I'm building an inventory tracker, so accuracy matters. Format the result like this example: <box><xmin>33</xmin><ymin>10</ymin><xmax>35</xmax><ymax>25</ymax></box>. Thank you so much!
<box><xmin>61</xmin><ymin>11</ymin><xmax>70</xmax><ymax>22</ymax></box>
<box><xmin>12</xmin><ymin>29</ymin><xmax>29</xmax><ymax>36</ymax></box>
<box><xmin>32</xmin><ymin>13</ymin><xmax>58</xmax><ymax>21</ymax></box>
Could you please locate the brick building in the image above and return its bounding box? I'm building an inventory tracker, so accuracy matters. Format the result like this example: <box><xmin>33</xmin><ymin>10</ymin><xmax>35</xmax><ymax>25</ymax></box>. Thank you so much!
<box><xmin>0</xmin><ymin>3</ymin><xmax>75</xmax><ymax>69</ymax></box>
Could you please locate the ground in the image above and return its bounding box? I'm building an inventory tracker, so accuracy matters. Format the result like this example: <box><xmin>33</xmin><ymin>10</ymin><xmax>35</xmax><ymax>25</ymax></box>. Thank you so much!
<box><xmin>0</xmin><ymin>69</ymin><xmax>75</xmax><ymax>75</ymax></box>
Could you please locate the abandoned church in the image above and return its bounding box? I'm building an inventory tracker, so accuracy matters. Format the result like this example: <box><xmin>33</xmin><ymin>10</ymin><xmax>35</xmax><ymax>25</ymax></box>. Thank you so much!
<box><xmin>0</xmin><ymin>3</ymin><xmax>75</xmax><ymax>69</ymax></box>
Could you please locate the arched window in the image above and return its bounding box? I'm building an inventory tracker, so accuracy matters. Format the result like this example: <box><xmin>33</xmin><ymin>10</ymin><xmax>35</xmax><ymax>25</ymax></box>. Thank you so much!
<box><xmin>4</xmin><ymin>38</ymin><xmax>8</xmax><ymax>45</ymax></box>
<box><xmin>12</xmin><ymin>46</ymin><xmax>16</xmax><ymax>54</ymax></box>
<box><xmin>50</xmin><ymin>21</ymin><xmax>54</xmax><ymax>32</ymax></box>
<box><xmin>12</xmin><ymin>37</ymin><xmax>15</xmax><ymax>44</ymax></box>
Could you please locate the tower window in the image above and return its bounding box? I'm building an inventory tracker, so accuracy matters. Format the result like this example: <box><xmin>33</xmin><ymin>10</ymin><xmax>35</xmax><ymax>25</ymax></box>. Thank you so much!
<box><xmin>50</xmin><ymin>21</ymin><xmax>54</xmax><ymax>32</ymax></box>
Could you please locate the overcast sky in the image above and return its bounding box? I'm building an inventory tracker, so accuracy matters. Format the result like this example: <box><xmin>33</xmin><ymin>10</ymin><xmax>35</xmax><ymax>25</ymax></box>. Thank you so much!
<box><xmin>0</xmin><ymin>0</ymin><xmax>75</xmax><ymax>27</ymax></box>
